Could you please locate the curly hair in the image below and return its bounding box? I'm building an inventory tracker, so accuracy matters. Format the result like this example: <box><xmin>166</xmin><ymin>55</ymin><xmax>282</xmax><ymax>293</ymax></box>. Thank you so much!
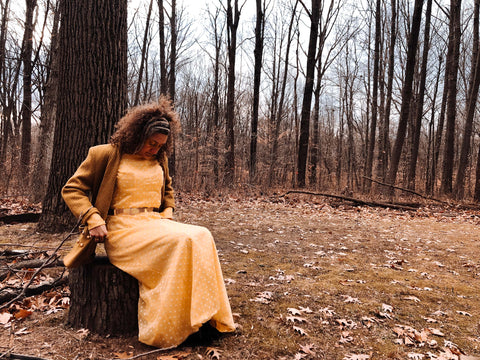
<box><xmin>110</xmin><ymin>96</ymin><xmax>180</xmax><ymax>160</ymax></box>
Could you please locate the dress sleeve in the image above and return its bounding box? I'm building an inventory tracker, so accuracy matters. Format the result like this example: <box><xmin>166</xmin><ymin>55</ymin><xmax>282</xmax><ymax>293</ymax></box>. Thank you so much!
<box><xmin>62</xmin><ymin>147</ymin><xmax>103</xmax><ymax>226</ymax></box>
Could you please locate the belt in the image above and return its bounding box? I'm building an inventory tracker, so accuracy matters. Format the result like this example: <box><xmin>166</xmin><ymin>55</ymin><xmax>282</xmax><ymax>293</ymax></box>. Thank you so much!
<box><xmin>108</xmin><ymin>207</ymin><xmax>161</xmax><ymax>215</ymax></box>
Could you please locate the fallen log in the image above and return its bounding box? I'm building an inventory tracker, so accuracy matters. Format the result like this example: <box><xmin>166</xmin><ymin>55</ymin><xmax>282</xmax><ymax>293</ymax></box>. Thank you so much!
<box><xmin>0</xmin><ymin>258</ymin><xmax>65</xmax><ymax>281</ymax></box>
<box><xmin>0</xmin><ymin>275</ymin><xmax>68</xmax><ymax>304</ymax></box>
<box><xmin>0</xmin><ymin>213</ymin><xmax>41</xmax><ymax>224</ymax></box>
<box><xmin>280</xmin><ymin>190</ymin><xmax>420</xmax><ymax>211</ymax></box>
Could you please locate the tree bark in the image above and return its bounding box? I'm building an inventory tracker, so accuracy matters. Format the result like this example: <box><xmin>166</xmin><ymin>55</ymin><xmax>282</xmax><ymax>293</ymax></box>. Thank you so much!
<box><xmin>39</xmin><ymin>0</ymin><xmax>127</xmax><ymax>231</ymax></box>
<box><xmin>67</xmin><ymin>256</ymin><xmax>139</xmax><ymax>335</ymax></box>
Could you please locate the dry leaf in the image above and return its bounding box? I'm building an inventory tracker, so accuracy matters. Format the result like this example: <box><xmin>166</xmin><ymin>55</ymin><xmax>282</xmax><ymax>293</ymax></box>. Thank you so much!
<box><xmin>205</xmin><ymin>347</ymin><xmax>222</xmax><ymax>360</ymax></box>
<box><xmin>0</xmin><ymin>312</ymin><xmax>13</xmax><ymax>325</ymax></box>
<box><xmin>428</xmin><ymin>327</ymin><xmax>445</xmax><ymax>337</ymax></box>
<box><xmin>403</xmin><ymin>296</ymin><xmax>421</xmax><ymax>303</ymax></box>
<box><xmin>407</xmin><ymin>353</ymin><xmax>424</xmax><ymax>360</ymax></box>
<box><xmin>286</xmin><ymin>316</ymin><xmax>308</xmax><ymax>323</ymax></box>
<box><xmin>299</xmin><ymin>343</ymin><xmax>316</xmax><ymax>355</ymax></box>
<box><xmin>293</xmin><ymin>326</ymin><xmax>308</xmax><ymax>336</ymax></box>
<box><xmin>343</xmin><ymin>354</ymin><xmax>370</xmax><ymax>360</ymax></box>
<box><xmin>14</xmin><ymin>309</ymin><xmax>32</xmax><ymax>320</ymax></box>
<box><xmin>288</xmin><ymin>308</ymin><xmax>302</xmax><ymax>316</ymax></box>
<box><xmin>294</xmin><ymin>353</ymin><xmax>307</xmax><ymax>360</ymax></box>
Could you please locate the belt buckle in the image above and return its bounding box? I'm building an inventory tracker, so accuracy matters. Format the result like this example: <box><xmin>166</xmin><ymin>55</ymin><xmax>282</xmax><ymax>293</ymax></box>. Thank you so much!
<box><xmin>131</xmin><ymin>208</ymin><xmax>141</xmax><ymax>215</ymax></box>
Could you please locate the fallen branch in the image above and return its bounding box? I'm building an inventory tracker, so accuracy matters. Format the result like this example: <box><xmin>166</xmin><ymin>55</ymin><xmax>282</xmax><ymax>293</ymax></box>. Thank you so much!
<box><xmin>0</xmin><ymin>350</ymin><xmax>50</xmax><ymax>360</ymax></box>
<box><xmin>362</xmin><ymin>176</ymin><xmax>449</xmax><ymax>205</ymax></box>
<box><xmin>0</xmin><ymin>213</ymin><xmax>41</xmax><ymax>224</ymax></box>
<box><xmin>0</xmin><ymin>274</ymin><xmax>68</xmax><ymax>304</ymax></box>
<box><xmin>280</xmin><ymin>190</ymin><xmax>419</xmax><ymax>211</ymax></box>
<box><xmin>0</xmin><ymin>258</ymin><xmax>65</xmax><ymax>282</ymax></box>
<box><xmin>0</xmin><ymin>220</ymin><xmax>80</xmax><ymax>309</ymax></box>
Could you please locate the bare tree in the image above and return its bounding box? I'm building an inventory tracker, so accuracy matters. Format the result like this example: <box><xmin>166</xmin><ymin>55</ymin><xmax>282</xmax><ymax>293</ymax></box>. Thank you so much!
<box><xmin>32</xmin><ymin>0</ymin><xmax>60</xmax><ymax>202</ymax></box>
<box><xmin>385</xmin><ymin>0</ymin><xmax>424</xmax><ymax>192</ymax></box>
<box><xmin>224</xmin><ymin>0</ymin><xmax>241</xmax><ymax>185</ymax></box>
<box><xmin>297</xmin><ymin>0</ymin><xmax>320</xmax><ymax>188</ymax></box>
<box><xmin>406</xmin><ymin>0</ymin><xmax>433</xmax><ymax>191</ymax></box>
<box><xmin>249</xmin><ymin>0</ymin><xmax>265</xmax><ymax>183</ymax></box>
<box><xmin>455</xmin><ymin>0</ymin><xmax>480</xmax><ymax>199</ymax></box>
<box><xmin>364</xmin><ymin>0</ymin><xmax>380</xmax><ymax>192</ymax></box>
<box><xmin>20</xmin><ymin>0</ymin><xmax>37</xmax><ymax>183</ymax></box>
<box><xmin>134</xmin><ymin>0</ymin><xmax>154</xmax><ymax>106</ymax></box>
<box><xmin>440</xmin><ymin>0</ymin><xmax>462</xmax><ymax>195</ymax></box>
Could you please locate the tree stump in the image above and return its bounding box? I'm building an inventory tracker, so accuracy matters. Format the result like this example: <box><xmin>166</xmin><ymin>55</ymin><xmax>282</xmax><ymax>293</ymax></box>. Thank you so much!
<box><xmin>67</xmin><ymin>256</ymin><xmax>139</xmax><ymax>336</ymax></box>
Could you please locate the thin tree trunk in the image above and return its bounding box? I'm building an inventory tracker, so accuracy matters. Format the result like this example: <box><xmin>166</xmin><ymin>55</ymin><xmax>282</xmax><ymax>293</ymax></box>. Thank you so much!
<box><xmin>365</xmin><ymin>0</ymin><xmax>381</xmax><ymax>192</ymax></box>
<box><xmin>32</xmin><ymin>1</ymin><xmax>60</xmax><ymax>203</ymax></box>
<box><xmin>20</xmin><ymin>0</ymin><xmax>37</xmax><ymax>183</ymax></box>
<box><xmin>158</xmin><ymin>0</ymin><xmax>167</xmax><ymax>94</ymax></box>
<box><xmin>224</xmin><ymin>0</ymin><xmax>240</xmax><ymax>185</ymax></box>
<box><xmin>440</xmin><ymin>0</ymin><xmax>462</xmax><ymax>195</ymax></box>
<box><xmin>385</xmin><ymin>0</ymin><xmax>424</xmax><ymax>193</ymax></box>
<box><xmin>134</xmin><ymin>0</ymin><xmax>153</xmax><ymax>106</ymax></box>
<box><xmin>455</xmin><ymin>0</ymin><xmax>480</xmax><ymax>199</ymax></box>
<box><xmin>249</xmin><ymin>0</ymin><xmax>264</xmax><ymax>183</ymax></box>
<box><xmin>407</xmin><ymin>0</ymin><xmax>432</xmax><ymax>191</ymax></box>
<box><xmin>297</xmin><ymin>0</ymin><xmax>320</xmax><ymax>187</ymax></box>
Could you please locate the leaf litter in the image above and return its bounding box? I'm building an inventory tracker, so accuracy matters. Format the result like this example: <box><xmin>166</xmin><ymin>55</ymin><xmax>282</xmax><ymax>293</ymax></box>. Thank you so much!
<box><xmin>1</xmin><ymin>195</ymin><xmax>480</xmax><ymax>359</ymax></box>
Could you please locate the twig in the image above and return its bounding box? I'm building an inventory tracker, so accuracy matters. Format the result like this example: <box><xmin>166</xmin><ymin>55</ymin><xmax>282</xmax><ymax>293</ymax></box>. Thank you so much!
<box><xmin>106</xmin><ymin>347</ymin><xmax>172</xmax><ymax>360</ymax></box>
<box><xmin>362</xmin><ymin>176</ymin><xmax>449</xmax><ymax>205</ymax></box>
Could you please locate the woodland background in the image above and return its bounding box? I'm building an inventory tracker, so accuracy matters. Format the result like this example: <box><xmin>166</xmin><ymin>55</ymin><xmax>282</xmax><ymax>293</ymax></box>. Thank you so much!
<box><xmin>0</xmin><ymin>0</ymin><xmax>480</xmax><ymax>227</ymax></box>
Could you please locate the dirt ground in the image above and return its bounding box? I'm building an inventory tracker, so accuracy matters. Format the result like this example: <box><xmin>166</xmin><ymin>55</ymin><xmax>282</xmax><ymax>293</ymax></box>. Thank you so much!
<box><xmin>1</xmin><ymin>193</ymin><xmax>480</xmax><ymax>360</ymax></box>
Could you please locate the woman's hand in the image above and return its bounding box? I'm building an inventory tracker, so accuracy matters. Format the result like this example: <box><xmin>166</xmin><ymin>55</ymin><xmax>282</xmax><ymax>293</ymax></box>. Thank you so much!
<box><xmin>89</xmin><ymin>224</ymin><xmax>108</xmax><ymax>243</ymax></box>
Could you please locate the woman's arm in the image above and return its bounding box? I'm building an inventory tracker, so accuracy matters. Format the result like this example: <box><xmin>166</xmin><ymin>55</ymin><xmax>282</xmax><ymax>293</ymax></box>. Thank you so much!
<box><xmin>62</xmin><ymin>147</ymin><xmax>105</xmax><ymax>230</ymax></box>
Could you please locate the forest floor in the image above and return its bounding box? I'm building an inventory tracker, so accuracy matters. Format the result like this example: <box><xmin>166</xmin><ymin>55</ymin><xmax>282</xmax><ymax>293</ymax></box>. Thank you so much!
<box><xmin>1</xmin><ymin>193</ymin><xmax>480</xmax><ymax>360</ymax></box>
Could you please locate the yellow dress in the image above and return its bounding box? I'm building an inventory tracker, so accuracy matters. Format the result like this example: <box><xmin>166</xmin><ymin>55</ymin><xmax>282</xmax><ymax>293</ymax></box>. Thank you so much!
<box><xmin>104</xmin><ymin>154</ymin><xmax>235</xmax><ymax>349</ymax></box>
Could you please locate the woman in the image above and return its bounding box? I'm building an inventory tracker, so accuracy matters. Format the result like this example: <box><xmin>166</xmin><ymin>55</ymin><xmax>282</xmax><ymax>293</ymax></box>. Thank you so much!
<box><xmin>62</xmin><ymin>97</ymin><xmax>235</xmax><ymax>349</ymax></box>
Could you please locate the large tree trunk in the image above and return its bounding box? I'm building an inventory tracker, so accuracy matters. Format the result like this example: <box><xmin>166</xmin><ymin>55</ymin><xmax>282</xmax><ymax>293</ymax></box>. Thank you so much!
<box><xmin>440</xmin><ymin>0</ymin><xmax>462</xmax><ymax>195</ymax></box>
<box><xmin>39</xmin><ymin>0</ymin><xmax>127</xmax><ymax>232</ymax></box>
<box><xmin>68</xmin><ymin>256</ymin><xmax>139</xmax><ymax>335</ymax></box>
<box><xmin>384</xmin><ymin>0</ymin><xmax>424</xmax><ymax>194</ymax></box>
<box><xmin>297</xmin><ymin>0</ymin><xmax>320</xmax><ymax>188</ymax></box>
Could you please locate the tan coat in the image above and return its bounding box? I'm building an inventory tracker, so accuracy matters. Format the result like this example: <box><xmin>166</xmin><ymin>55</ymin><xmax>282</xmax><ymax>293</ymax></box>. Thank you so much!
<box><xmin>62</xmin><ymin>143</ymin><xmax>175</xmax><ymax>228</ymax></box>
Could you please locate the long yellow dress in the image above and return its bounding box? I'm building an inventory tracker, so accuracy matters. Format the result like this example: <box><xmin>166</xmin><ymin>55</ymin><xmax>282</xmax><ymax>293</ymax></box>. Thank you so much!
<box><xmin>104</xmin><ymin>154</ymin><xmax>235</xmax><ymax>349</ymax></box>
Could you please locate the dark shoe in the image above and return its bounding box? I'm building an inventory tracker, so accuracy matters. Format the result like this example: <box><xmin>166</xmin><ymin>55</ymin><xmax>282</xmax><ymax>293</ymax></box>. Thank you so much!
<box><xmin>184</xmin><ymin>322</ymin><xmax>221</xmax><ymax>346</ymax></box>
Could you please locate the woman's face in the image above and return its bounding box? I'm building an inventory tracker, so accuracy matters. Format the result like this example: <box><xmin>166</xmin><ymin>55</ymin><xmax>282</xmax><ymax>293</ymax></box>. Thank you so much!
<box><xmin>137</xmin><ymin>133</ymin><xmax>168</xmax><ymax>159</ymax></box>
